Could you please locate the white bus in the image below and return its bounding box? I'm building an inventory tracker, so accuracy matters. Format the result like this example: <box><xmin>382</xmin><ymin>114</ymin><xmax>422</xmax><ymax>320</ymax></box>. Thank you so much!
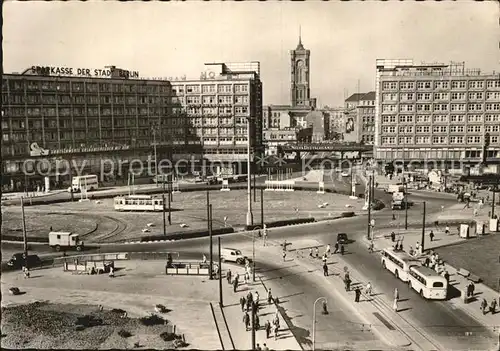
<box><xmin>114</xmin><ymin>195</ymin><xmax>164</xmax><ymax>212</ymax></box>
<box><xmin>70</xmin><ymin>175</ymin><xmax>99</xmax><ymax>192</ymax></box>
<box><xmin>408</xmin><ymin>266</ymin><xmax>448</xmax><ymax>300</ymax></box>
<box><xmin>380</xmin><ymin>248</ymin><xmax>421</xmax><ymax>282</ymax></box>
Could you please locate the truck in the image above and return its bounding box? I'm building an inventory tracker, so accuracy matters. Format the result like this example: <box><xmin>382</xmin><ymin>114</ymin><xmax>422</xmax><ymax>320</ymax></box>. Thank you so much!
<box><xmin>391</xmin><ymin>199</ymin><xmax>408</xmax><ymax>210</ymax></box>
<box><xmin>49</xmin><ymin>231</ymin><xmax>84</xmax><ymax>252</ymax></box>
<box><xmin>386</xmin><ymin>184</ymin><xmax>404</xmax><ymax>194</ymax></box>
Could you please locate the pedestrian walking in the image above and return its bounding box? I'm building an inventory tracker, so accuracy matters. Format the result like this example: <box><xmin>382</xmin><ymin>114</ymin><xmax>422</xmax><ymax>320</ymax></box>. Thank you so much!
<box><xmin>323</xmin><ymin>262</ymin><xmax>329</xmax><ymax>276</ymax></box>
<box><xmin>243</xmin><ymin>272</ymin><xmax>248</xmax><ymax>284</ymax></box>
<box><xmin>227</xmin><ymin>269</ymin><xmax>232</xmax><ymax>284</ymax></box>
<box><xmin>322</xmin><ymin>254</ymin><xmax>327</xmax><ymax>265</ymax></box>
<box><xmin>354</xmin><ymin>287</ymin><xmax>361</xmax><ymax>303</ymax></box>
<box><xmin>391</xmin><ymin>231</ymin><xmax>396</xmax><ymax>242</ymax></box>
<box><xmin>470</xmin><ymin>282</ymin><xmax>476</xmax><ymax>297</ymax></box>
<box><xmin>368</xmin><ymin>241</ymin><xmax>374</xmax><ymax>253</ymax></box>
<box><xmin>233</xmin><ymin>279</ymin><xmax>238</xmax><ymax>293</ymax></box>
<box><xmin>340</xmin><ymin>244</ymin><xmax>345</xmax><ymax>255</ymax></box>
<box><xmin>326</xmin><ymin>244</ymin><xmax>331</xmax><ymax>256</ymax></box>
<box><xmin>365</xmin><ymin>282</ymin><xmax>372</xmax><ymax>296</ymax></box>
<box><xmin>345</xmin><ymin>277</ymin><xmax>351</xmax><ymax>291</ymax></box>
<box><xmin>243</xmin><ymin>311</ymin><xmax>250</xmax><ymax>331</ymax></box>
<box><xmin>240</xmin><ymin>296</ymin><xmax>246</xmax><ymax>312</ymax></box>
<box><xmin>273</xmin><ymin>323</ymin><xmax>279</xmax><ymax>340</ymax></box>
<box><xmin>267</xmin><ymin>289</ymin><xmax>273</xmax><ymax>304</ymax></box>
<box><xmin>445</xmin><ymin>226</ymin><xmax>450</xmax><ymax>235</ymax></box>
<box><xmin>108</xmin><ymin>266</ymin><xmax>115</xmax><ymax>278</ymax></box>
<box><xmin>444</xmin><ymin>271</ymin><xmax>450</xmax><ymax>283</ymax></box>
<box><xmin>265</xmin><ymin>320</ymin><xmax>271</xmax><ymax>338</ymax></box>
<box><xmin>429</xmin><ymin>231</ymin><xmax>435</xmax><ymax>242</ymax></box>
<box><xmin>315</xmin><ymin>247</ymin><xmax>319</xmax><ymax>258</ymax></box>
<box><xmin>255</xmin><ymin>291</ymin><xmax>260</xmax><ymax>307</ymax></box>
<box><xmin>490</xmin><ymin>299</ymin><xmax>497</xmax><ymax>314</ymax></box>
<box><xmin>481</xmin><ymin>299</ymin><xmax>488</xmax><ymax>315</ymax></box>
<box><xmin>393</xmin><ymin>298</ymin><xmax>398</xmax><ymax>312</ymax></box>
<box><xmin>334</xmin><ymin>242</ymin><xmax>339</xmax><ymax>254</ymax></box>
<box><xmin>282</xmin><ymin>250</ymin><xmax>286</xmax><ymax>262</ymax></box>
<box><xmin>263</xmin><ymin>225</ymin><xmax>268</xmax><ymax>246</ymax></box>
<box><xmin>415</xmin><ymin>242</ymin><xmax>420</xmax><ymax>253</ymax></box>
<box><xmin>202</xmin><ymin>254</ymin><xmax>207</xmax><ymax>264</ymax></box>
<box><xmin>309</xmin><ymin>248</ymin><xmax>313</xmax><ymax>257</ymax></box>
<box><xmin>394</xmin><ymin>288</ymin><xmax>399</xmax><ymax>301</ymax></box>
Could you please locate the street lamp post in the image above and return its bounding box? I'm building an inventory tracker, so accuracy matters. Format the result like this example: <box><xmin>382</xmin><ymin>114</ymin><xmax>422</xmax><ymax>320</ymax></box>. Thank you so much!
<box><xmin>312</xmin><ymin>297</ymin><xmax>327</xmax><ymax>351</ymax></box>
<box><xmin>246</xmin><ymin>117</ymin><xmax>254</xmax><ymax>227</ymax></box>
<box><xmin>404</xmin><ymin>178</ymin><xmax>408</xmax><ymax>230</ymax></box>
<box><xmin>151</xmin><ymin>125</ymin><xmax>158</xmax><ymax>187</ymax></box>
<box><xmin>367</xmin><ymin>175</ymin><xmax>373</xmax><ymax>240</ymax></box>
<box><xmin>252</xmin><ymin>226</ymin><xmax>260</xmax><ymax>282</ymax></box>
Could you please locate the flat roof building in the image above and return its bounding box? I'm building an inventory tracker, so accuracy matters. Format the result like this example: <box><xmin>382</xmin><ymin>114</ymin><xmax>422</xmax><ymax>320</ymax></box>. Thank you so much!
<box><xmin>374</xmin><ymin>59</ymin><xmax>500</xmax><ymax>171</ymax></box>
<box><xmin>1</xmin><ymin>62</ymin><xmax>262</xmax><ymax>191</ymax></box>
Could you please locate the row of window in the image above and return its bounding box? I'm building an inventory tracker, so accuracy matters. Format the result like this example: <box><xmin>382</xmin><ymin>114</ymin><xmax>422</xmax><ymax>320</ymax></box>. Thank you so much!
<box><xmin>382</xmin><ymin>103</ymin><xmax>500</xmax><ymax>113</ymax></box>
<box><xmin>4</xmin><ymin>80</ymin><xmax>171</xmax><ymax>94</ymax></box>
<box><xmin>383</xmin><ymin>91</ymin><xmax>500</xmax><ymax>102</ymax></box>
<box><xmin>382</xmin><ymin>125</ymin><xmax>499</xmax><ymax>134</ymax></box>
<box><xmin>172</xmin><ymin>84</ymin><xmax>249</xmax><ymax>95</ymax></box>
<box><xmin>382</xmin><ymin>135</ymin><xmax>499</xmax><ymax>145</ymax></box>
<box><xmin>3</xmin><ymin>94</ymin><xmax>167</xmax><ymax>105</ymax></box>
<box><xmin>184</xmin><ymin>95</ymin><xmax>249</xmax><ymax>105</ymax></box>
<box><xmin>383</xmin><ymin>80</ymin><xmax>500</xmax><ymax>91</ymax></box>
<box><xmin>381</xmin><ymin>114</ymin><xmax>500</xmax><ymax>124</ymax></box>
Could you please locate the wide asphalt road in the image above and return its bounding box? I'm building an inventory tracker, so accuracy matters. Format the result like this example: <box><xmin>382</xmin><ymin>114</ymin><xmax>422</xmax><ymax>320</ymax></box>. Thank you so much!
<box><xmin>4</xmin><ymin>185</ymin><xmax>493</xmax><ymax>349</ymax></box>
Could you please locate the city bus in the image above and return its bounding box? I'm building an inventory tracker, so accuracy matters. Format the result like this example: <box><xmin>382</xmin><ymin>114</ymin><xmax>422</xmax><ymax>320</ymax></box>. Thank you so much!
<box><xmin>380</xmin><ymin>248</ymin><xmax>420</xmax><ymax>282</ymax></box>
<box><xmin>70</xmin><ymin>175</ymin><xmax>99</xmax><ymax>193</ymax></box>
<box><xmin>113</xmin><ymin>194</ymin><xmax>164</xmax><ymax>212</ymax></box>
<box><xmin>407</xmin><ymin>266</ymin><xmax>448</xmax><ymax>300</ymax></box>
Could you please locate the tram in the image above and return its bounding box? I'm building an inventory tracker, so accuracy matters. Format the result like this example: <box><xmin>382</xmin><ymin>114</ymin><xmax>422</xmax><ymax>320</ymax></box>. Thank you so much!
<box><xmin>113</xmin><ymin>195</ymin><xmax>164</xmax><ymax>212</ymax></box>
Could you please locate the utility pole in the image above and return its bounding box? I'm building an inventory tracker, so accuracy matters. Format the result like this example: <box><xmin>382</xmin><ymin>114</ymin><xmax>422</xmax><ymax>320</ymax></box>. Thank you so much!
<box><xmin>404</xmin><ymin>179</ymin><xmax>408</xmax><ymax>230</ymax></box>
<box><xmin>246</xmin><ymin>118</ymin><xmax>254</xmax><ymax>227</ymax></box>
<box><xmin>21</xmin><ymin>197</ymin><xmax>28</xmax><ymax>260</ymax></box>
<box><xmin>251</xmin><ymin>302</ymin><xmax>256</xmax><ymax>350</ymax></box>
<box><xmin>253</xmin><ymin>171</ymin><xmax>256</xmax><ymax>202</ymax></box>
<box><xmin>162</xmin><ymin>193</ymin><xmax>166</xmax><ymax>236</ymax></box>
<box><xmin>421</xmin><ymin>201</ymin><xmax>426</xmax><ymax>253</ymax></box>
<box><xmin>492</xmin><ymin>190</ymin><xmax>496</xmax><ymax>219</ymax></box>
<box><xmin>367</xmin><ymin>175</ymin><xmax>372</xmax><ymax>240</ymax></box>
<box><xmin>218</xmin><ymin>236</ymin><xmax>223</xmax><ymax>307</ymax></box>
<box><xmin>167</xmin><ymin>180</ymin><xmax>172</xmax><ymax>225</ymax></box>
<box><xmin>209</xmin><ymin>204</ymin><xmax>213</xmax><ymax>280</ymax></box>
<box><xmin>260</xmin><ymin>187</ymin><xmax>264</xmax><ymax>228</ymax></box>
<box><xmin>70</xmin><ymin>174</ymin><xmax>74</xmax><ymax>202</ymax></box>
<box><xmin>252</xmin><ymin>230</ymin><xmax>256</xmax><ymax>282</ymax></box>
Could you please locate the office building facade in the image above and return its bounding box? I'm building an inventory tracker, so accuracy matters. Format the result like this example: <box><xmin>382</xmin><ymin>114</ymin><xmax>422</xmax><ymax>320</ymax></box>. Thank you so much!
<box><xmin>343</xmin><ymin>92</ymin><xmax>375</xmax><ymax>144</ymax></box>
<box><xmin>1</xmin><ymin>62</ymin><xmax>262</xmax><ymax>190</ymax></box>
<box><xmin>375</xmin><ymin>59</ymin><xmax>500</xmax><ymax>170</ymax></box>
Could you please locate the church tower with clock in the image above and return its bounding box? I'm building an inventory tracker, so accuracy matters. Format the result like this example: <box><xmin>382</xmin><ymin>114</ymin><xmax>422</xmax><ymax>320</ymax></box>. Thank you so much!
<box><xmin>290</xmin><ymin>29</ymin><xmax>312</xmax><ymax>107</ymax></box>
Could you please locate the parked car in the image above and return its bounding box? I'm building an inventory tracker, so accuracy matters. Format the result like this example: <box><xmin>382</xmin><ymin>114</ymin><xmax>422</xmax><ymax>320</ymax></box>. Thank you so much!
<box><xmin>337</xmin><ymin>233</ymin><xmax>349</xmax><ymax>244</ymax></box>
<box><xmin>7</xmin><ymin>253</ymin><xmax>42</xmax><ymax>269</ymax></box>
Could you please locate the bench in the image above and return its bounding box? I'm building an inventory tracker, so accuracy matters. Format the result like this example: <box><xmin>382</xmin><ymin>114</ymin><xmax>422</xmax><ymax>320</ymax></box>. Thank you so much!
<box><xmin>467</xmin><ymin>274</ymin><xmax>482</xmax><ymax>284</ymax></box>
<box><xmin>456</xmin><ymin>268</ymin><xmax>470</xmax><ymax>278</ymax></box>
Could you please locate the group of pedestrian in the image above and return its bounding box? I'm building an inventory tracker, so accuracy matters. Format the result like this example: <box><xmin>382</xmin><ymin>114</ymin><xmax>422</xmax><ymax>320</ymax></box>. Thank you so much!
<box><xmin>480</xmin><ymin>298</ymin><xmax>497</xmax><ymax>315</ymax></box>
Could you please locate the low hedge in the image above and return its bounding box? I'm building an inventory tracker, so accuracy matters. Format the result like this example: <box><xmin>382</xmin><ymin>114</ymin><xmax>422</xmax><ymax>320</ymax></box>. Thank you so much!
<box><xmin>1</xmin><ymin>235</ymin><xmax>48</xmax><ymax>243</ymax></box>
<box><xmin>140</xmin><ymin>227</ymin><xmax>235</xmax><ymax>242</ymax></box>
<box><xmin>255</xmin><ymin>217</ymin><xmax>315</xmax><ymax>230</ymax></box>
<box><xmin>340</xmin><ymin>211</ymin><xmax>355</xmax><ymax>218</ymax></box>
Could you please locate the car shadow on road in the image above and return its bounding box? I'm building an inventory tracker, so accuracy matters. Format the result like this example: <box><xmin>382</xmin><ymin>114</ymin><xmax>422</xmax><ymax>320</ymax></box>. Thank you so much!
<box><xmin>256</xmin><ymin>265</ymin><xmax>299</xmax><ymax>274</ymax></box>
<box><xmin>398</xmin><ymin>307</ymin><xmax>413</xmax><ymax>312</ymax></box>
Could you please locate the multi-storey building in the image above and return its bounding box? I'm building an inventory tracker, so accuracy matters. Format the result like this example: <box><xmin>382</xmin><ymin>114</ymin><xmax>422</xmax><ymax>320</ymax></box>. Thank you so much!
<box><xmin>343</xmin><ymin>92</ymin><xmax>375</xmax><ymax>144</ymax></box>
<box><xmin>1</xmin><ymin>62</ymin><xmax>263</xmax><ymax>191</ymax></box>
<box><xmin>375</xmin><ymin>59</ymin><xmax>500</xmax><ymax>171</ymax></box>
<box><xmin>170</xmin><ymin>62</ymin><xmax>263</xmax><ymax>175</ymax></box>
<box><xmin>322</xmin><ymin>107</ymin><xmax>345</xmax><ymax>140</ymax></box>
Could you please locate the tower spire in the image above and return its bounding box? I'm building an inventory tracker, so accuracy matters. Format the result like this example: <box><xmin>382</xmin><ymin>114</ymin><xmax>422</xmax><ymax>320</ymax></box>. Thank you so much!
<box><xmin>296</xmin><ymin>26</ymin><xmax>304</xmax><ymax>50</ymax></box>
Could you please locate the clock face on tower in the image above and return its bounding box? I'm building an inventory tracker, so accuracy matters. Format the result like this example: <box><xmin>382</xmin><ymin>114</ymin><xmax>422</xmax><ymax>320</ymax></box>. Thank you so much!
<box><xmin>297</xmin><ymin>60</ymin><xmax>304</xmax><ymax>67</ymax></box>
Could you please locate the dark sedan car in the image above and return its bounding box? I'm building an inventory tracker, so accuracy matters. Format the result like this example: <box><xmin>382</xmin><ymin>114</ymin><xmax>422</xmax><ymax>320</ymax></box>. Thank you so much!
<box><xmin>7</xmin><ymin>253</ymin><xmax>42</xmax><ymax>269</ymax></box>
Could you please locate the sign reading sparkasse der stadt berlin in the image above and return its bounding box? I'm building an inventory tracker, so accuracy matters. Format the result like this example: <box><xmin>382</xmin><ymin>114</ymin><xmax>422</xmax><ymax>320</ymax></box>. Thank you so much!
<box><xmin>30</xmin><ymin>66</ymin><xmax>140</xmax><ymax>79</ymax></box>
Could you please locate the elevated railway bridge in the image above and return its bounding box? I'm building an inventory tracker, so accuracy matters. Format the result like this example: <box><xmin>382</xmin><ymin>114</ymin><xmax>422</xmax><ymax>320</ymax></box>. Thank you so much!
<box><xmin>277</xmin><ymin>142</ymin><xmax>373</xmax><ymax>161</ymax></box>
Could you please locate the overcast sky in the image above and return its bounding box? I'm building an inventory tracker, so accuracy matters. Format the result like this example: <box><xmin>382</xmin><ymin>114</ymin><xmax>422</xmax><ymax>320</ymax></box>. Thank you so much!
<box><xmin>3</xmin><ymin>1</ymin><xmax>498</xmax><ymax>106</ymax></box>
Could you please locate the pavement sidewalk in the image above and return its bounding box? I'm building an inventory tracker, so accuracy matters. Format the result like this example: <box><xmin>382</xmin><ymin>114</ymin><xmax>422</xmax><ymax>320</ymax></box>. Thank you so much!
<box><xmin>363</xmin><ymin>228</ymin><xmax>500</xmax><ymax>335</ymax></box>
<box><xmin>220</xmin><ymin>262</ymin><xmax>302</xmax><ymax>350</ymax></box>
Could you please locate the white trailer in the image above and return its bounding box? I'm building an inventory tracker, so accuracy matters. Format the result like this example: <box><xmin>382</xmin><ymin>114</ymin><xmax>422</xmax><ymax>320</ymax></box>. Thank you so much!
<box><xmin>49</xmin><ymin>231</ymin><xmax>84</xmax><ymax>252</ymax></box>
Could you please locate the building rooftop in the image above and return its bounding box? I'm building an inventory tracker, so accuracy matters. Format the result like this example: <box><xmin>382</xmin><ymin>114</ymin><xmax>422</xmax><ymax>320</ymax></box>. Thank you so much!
<box><xmin>345</xmin><ymin>91</ymin><xmax>376</xmax><ymax>102</ymax></box>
